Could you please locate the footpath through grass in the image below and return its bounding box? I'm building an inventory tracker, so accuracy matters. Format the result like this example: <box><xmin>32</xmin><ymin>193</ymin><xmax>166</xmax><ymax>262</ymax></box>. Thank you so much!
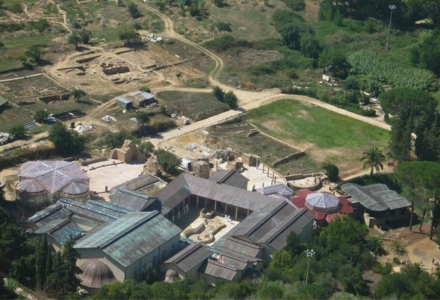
<box><xmin>247</xmin><ymin>99</ymin><xmax>390</xmax><ymax>149</ymax></box>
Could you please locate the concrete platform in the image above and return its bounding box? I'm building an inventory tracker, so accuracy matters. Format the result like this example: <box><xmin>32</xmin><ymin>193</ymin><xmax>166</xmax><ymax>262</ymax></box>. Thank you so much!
<box><xmin>84</xmin><ymin>159</ymin><xmax>144</xmax><ymax>194</ymax></box>
<box><xmin>241</xmin><ymin>165</ymin><xmax>283</xmax><ymax>191</ymax></box>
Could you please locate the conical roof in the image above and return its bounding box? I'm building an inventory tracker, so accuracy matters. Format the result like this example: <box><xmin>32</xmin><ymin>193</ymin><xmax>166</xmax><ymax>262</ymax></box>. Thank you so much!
<box><xmin>305</xmin><ymin>192</ymin><xmax>341</xmax><ymax>213</ymax></box>
<box><xmin>63</xmin><ymin>181</ymin><xmax>88</xmax><ymax>195</ymax></box>
<box><xmin>78</xmin><ymin>259</ymin><xmax>117</xmax><ymax>289</ymax></box>
<box><xmin>17</xmin><ymin>179</ymin><xmax>45</xmax><ymax>193</ymax></box>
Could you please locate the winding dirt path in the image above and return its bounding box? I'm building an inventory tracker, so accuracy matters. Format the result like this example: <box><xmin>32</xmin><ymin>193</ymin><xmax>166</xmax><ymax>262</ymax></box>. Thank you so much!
<box><xmin>47</xmin><ymin>0</ymin><xmax>72</xmax><ymax>37</ymax></box>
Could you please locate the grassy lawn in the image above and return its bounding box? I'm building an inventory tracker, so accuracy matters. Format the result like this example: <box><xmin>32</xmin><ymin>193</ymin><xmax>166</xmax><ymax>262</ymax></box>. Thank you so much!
<box><xmin>247</xmin><ymin>99</ymin><xmax>389</xmax><ymax>149</ymax></box>
<box><xmin>156</xmin><ymin>91</ymin><xmax>229</xmax><ymax>121</ymax></box>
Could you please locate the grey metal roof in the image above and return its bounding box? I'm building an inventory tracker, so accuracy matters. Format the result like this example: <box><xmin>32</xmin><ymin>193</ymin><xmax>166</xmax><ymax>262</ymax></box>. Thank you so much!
<box><xmin>75</xmin><ymin>211</ymin><xmax>182</xmax><ymax>268</ymax></box>
<box><xmin>111</xmin><ymin>174</ymin><xmax>163</xmax><ymax>194</ymax></box>
<box><xmin>116</xmin><ymin>97</ymin><xmax>133</xmax><ymax>104</ymax></box>
<box><xmin>18</xmin><ymin>161</ymin><xmax>89</xmax><ymax>194</ymax></box>
<box><xmin>164</xmin><ymin>243</ymin><xmax>212</xmax><ymax>273</ymax></box>
<box><xmin>210</xmin><ymin>247</ymin><xmax>262</xmax><ymax>270</ymax></box>
<box><xmin>199</xmin><ymin>259</ymin><xmax>239</xmax><ymax>281</ymax></box>
<box><xmin>110</xmin><ymin>189</ymin><xmax>157</xmax><ymax>212</ymax></box>
<box><xmin>34</xmin><ymin>218</ymin><xmax>84</xmax><ymax>245</ymax></box>
<box><xmin>341</xmin><ymin>183</ymin><xmax>411</xmax><ymax>212</ymax></box>
<box><xmin>58</xmin><ymin>199</ymin><xmax>129</xmax><ymax>223</ymax></box>
<box><xmin>208</xmin><ymin>170</ymin><xmax>249</xmax><ymax>189</ymax></box>
<box><xmin>156</xmin><ymin>174</ymin><xmax>282</xmax><ymax>215</ymax></box>
<box><xmin>216</xmin><ymin>237</ymin><xmax>262</xmax><ymax>258</ymax></box>
<box><xmin>28</xmin><ymin>204</ymin><xmax>72</xmax><ymax>227</ymax></box>
<box><xmin>224</xmin><ymin>201</ymin><xmax>313</xmax><ymax>248</ymax></box>
<box><xmin>256</xmin><ymin>183</ymin><xmax>293</xmax><ymax>199</ymax></box>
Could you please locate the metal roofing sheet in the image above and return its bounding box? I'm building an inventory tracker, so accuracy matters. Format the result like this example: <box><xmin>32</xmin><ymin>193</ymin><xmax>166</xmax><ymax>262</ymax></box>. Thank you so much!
<box><xmin>34</xmin><ymin>218</ymin><xmax>84</xmax><ymax>245</ymax></box>
<box><xmin>19</xmin><ymin>161</ymin><xmax>89</xmax><ymax>194</ymax></box>
<box><xmin>341</xmin><ymin>183</ymin><xmax>410</xmax><ymax>211</ymax></box>
<box><xmin>164</xmin><ymin>243</ymin><xmax>211</xmax><ymax>273</ymax></box>
<box><xmin>58</xmin><ymin>199</ymin><xmax>128</xmax><ymax>223</ymax></box>
<box><xmin>256</xmin><ymin>183</ymin><xmax>293</xmax><ymax>198</ymax></box>
<box><xmin>75</xmin><ymin>212</ymin><xmax>182</xmax><ymax>267</ymax></box>
<box><xmin>17</xmin><ymin>179</ymin><xmax>45</xmax><ymax>193</ymax></box>
<box><xmin>200</xmin><ymin>259</ymin><xmax>239</xmax><ymax>281</ymax></box>
<box><xmin>218</xmin><ymin>237</ymin><xmax>262</xmax><ymax>258</ymax></box>
<box><xmin>63</xmin><ymin>181</ymin><xmax>88</xmax><ymax>195</ymax></box>
<box><xmin>27</xmin><ymin>204</ymin><xmax>72</xmax><ymax>227</ymax></box>
<box><xmin>110</xmin><ymin>189</ymin><xmax>155</xmax><ymax>212</ymax></box>
<box><xmin>157</xmin><ymin>174</ymin><xmax>282</xmax><ymax>214</ymax></box>
<box><xmin>208</xmin><ymin>170</ymin><xmax>249</xmax><ymax>189</ymax></box>
<box><xmin>116</xmin><ymin>97</ymin><xmax>132</xmax><ymax>104</ymax></box>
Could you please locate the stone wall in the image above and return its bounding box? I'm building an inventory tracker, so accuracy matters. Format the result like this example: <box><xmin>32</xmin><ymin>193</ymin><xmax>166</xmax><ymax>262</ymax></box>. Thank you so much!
<box><xmin>272</xmin><ymin>151</ymin><xmax>305</xmax><ymax>167</ymax></box>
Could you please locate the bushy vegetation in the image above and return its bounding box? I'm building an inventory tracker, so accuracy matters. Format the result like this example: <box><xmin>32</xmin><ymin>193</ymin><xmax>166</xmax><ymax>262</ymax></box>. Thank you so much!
<box><xmin>155</xmin><ymin>149</ymin><xmax>181</xmax><ymax>174</ymax></box>
<box><xmin>0</xmin><ymin>19</ymin><xmax>50</xmax><ymax>33</ymax></box>
<box><xmin>281</xmin><ymin>0</ymin><xmax>305</xmax><ymax>12</ymax></box>
<box><xmin>349</xmin><ymin>50</ymin><xmax>438</xmax><ymax>92</ymax></box>
<box><xmin>48</xmin><ymin>122</ymin><xmax>84</xmax><ymax>157</ymax></box>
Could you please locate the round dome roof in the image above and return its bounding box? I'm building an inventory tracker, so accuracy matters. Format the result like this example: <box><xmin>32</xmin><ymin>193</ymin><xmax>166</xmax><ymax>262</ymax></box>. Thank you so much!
<box><xmin>17</xmin><ymin>179</ymin><xmax>45</xmax><ymax>193</ymax></box>
<box><xmin>78</xmin><ymin>259</ymin><xmax>116</xmax><ymax>289</ymax></box>
<box><xmin>305</xmin><ymin>192</ymin><xmax>341</xmax><ymax>213</ymax></box>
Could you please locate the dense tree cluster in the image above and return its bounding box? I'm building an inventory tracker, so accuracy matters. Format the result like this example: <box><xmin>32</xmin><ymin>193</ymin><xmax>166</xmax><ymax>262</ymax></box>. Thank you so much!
<box><xmin>48</xmin><ymin>122</ymin><xmax>85</xmax><ymax>157</ymax></box>
<box><xmin>154</xmin><ymin>149</ymin><xmax>181</xmax><ymax>174</ymax></box>
<box><xmin>212</xmin><ymin>86</ymin><xmax>238</xmax><ymax>109</ymax></box>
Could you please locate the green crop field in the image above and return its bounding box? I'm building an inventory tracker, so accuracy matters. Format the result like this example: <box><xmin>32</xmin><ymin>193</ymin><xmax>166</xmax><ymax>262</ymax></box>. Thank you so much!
<box><xmin>156</xmin><ymin>91</ymin><xmax>229</xmax><ymax>121</ymax></box>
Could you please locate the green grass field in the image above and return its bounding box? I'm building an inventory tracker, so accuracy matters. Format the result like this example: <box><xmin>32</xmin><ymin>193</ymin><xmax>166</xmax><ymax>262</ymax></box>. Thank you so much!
<box><xmin>247</xmin><ymin>99</ymin><xmax>389</xmax><ymax>149</ymax></box>
<box><xmin>156</xmin><ymin>91</ymin><xmax>229</xmax><ymax>121</ymax></box>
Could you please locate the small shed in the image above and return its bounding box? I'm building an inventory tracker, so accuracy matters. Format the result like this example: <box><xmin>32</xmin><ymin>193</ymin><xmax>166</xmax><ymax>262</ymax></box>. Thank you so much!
<box><xmin>128</xmin><ymin>91</ymin><xmax>156</xmax><ymax>107</ymax></box>
<box><xmin>116</xmin><ymin>97</ymin><xmax>133</xmax><ymax>109</ymax></box>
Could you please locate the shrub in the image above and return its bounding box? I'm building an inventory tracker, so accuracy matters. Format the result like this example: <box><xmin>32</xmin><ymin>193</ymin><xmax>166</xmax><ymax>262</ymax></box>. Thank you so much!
<box><xmin>344</xmin><ymin>76</ymin><xmax>360</xmax><ymax>90</ymax></box>
<box><xmin>203</xmin><ymin>35</ymin><xmax>251</xmax><ymax>52</ymax></box>
<box><xmin>248</xmin><ymin>64</ymin><xmax>275</xmax><ymax>76</ymax></box>
<box><xmin>8</xmin><ymin>3</ymin><xmax>23</xmax><ymax>14</ymax></box>
<box><xmin>155</xmin><ymin>149</ymin><xmax>181</xmax><ymax>174</ymax></box>
<box><xmin>224</xmin><ymin>91</ymin><xmax>238</xmax><ymax>109</ymax></box>
<box><xmin>212</xmin><ymin>86</ymin><xmax>225</xmax><ymax>101</ymax></box>
<box><xmin>139</xmin><ymin>86</ymin><xmax>151</xmax><ymax>93</ymax></box>
<box><xmin>8</xmin><ymin>125</ymin><xmax>26</xmax><ymax>140</ymax></box>
<box><xmin>393</xmin><ymin>257</ymin><xmax>400</xmax><ymax>264</ymax></box>
<box><xmin>49</xmin><ymin>122</ymin><xmax>84</xmax><ymax>157</ymax></box>
<box><xmin>0</xmin><ymin>41</ymin><xmax>4</xmax><ymax>48</ymax></box>
<box><xmin>281</xmin><ymin>0</ymin><xmax>305</xmax><ymax>11</ymax></box>
<box><xmin>34</xmin><ymin>110</ymin><xmax>48</xmax><ymax>123</ymax></box>
<box><xmin>285</xmin><ymin>68</ymin><xmax>299</xmax><ymax>79</ymax></box>
<box><xmin>215</xmin><ymin>21</ymin><xmax>231</xmax><ymax>32</ymax></box>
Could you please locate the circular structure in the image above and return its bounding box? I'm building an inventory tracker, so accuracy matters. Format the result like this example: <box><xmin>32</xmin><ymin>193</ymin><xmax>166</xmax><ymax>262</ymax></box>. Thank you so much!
<box><xmin>16</xmin><ymin>160</ymin><xmax>90</xmax><ymax>208</ymax></box>
<box><xmin>78</xmin><ymin>259</ymin><xmax>116</xmax><ymax>289</ymax></box>
<box><xmin>305</xmin><ymin>192</ymin><xmax>341</xmax><ymax>213</ymax></box>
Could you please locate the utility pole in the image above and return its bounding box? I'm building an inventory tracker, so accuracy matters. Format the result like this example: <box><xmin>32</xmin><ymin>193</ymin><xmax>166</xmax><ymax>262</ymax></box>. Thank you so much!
<box><xmin>305</xmin><ymin>249</ymin><xmax>315</xmax><ymax>284</ymax></box>
<box><xmin>386</xmin><ymin>5</ymin><xmax>396</xmax><ymax>52</ymax></box>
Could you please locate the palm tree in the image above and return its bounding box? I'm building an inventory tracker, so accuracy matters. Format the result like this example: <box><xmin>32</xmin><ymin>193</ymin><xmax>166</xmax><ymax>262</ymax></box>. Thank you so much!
<box><xmin>71</xmin><ymin>89</ymin><xmax>86</xmax><ymax>102</ymax></box>
<box><xmin>360</xmin><ymin>147</ymin><xmax>386</xmax><ymax>177</ymax></box>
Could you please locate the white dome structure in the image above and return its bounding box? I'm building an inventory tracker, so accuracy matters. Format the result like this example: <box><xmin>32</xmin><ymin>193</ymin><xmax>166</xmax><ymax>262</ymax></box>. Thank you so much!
<box><xmin>305</xmin><ymin>192</ymin><xmax>341</xmax><ymax>213</ymax></box>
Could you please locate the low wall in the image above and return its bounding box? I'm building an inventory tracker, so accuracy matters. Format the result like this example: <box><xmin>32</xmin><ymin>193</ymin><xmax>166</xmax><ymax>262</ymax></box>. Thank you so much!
<box><xmin>102</xmin><ymin>66</ymin><xmax>130</xmax><ymax>75</ymax></box>
<box><xmin>76</xmin><ymin>55</ymin><xmax>101</xmax><ymax>64</ymax></box>
<box><xmin>38</xmin><ymin>93</ymin><xmax>70</xmax><ymax>104</ymax></box>
<box><xmin>285</xmin><ymin>172</ymin><xmax>324</xmax><ymax>181</ymax></box>
<box><xmin>80</xmin><ymin>157</ymin><xmax>107</xmax><ymax>166</ymax></box>
<box><xmin>272</xmin><ymin>151</ymin><xmax>305</xmax><ymax>167</ymax></box>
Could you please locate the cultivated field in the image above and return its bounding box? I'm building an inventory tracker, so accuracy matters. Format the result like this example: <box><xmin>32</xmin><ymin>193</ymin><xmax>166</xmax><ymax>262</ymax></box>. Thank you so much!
<box><xmin>156</xmin><ymin>91</ymin><xmax>229</xmax><ymax>121</ymax></box>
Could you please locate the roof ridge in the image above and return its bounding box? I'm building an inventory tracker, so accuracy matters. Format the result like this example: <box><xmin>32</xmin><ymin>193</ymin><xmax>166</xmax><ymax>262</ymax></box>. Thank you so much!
<box><xmin>243</xmin><ymin>201</ymin><xmax>287</xmax><ymax>236</ymax></box>
<box><xmin>98</xmin><ymin>212</ymin><xmax>159</xmax><ymax>249</ymax></box>
<box><xmin>228</xmin><ymin>237</ymin><xmax>262</xmax><ymax>250</ymax></box>
<box><xmin>167</xmin><ymin>243</ymin><xmax>204</xmax><ymax>264</ymax></box>
<box><xmin>259</xmin><ymin>208</ymin><xmax>308</xmax><ymax>244</ymax></box>
<box><xmin>47</xmin><ymin>218</ymin><xmax>71</xmax><ymax>234</ymax></box>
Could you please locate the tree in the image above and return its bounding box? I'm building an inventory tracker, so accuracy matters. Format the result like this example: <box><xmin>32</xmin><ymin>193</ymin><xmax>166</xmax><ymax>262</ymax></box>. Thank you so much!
<box><xmin>212</xmin><ymin>86</ymin><xmax>225</xmax><ymax>102</ymax></box>
<box><xmin>25</xmin><ymin>45</ymin><xmax>43</xmax><ymax>64</ymax></box>
<box><xmin>71</xmin><ymin>89</ymin><xmax>86</xmax><ymax>102</ymax></box>
<box><xmin>395</xmin><ymin>161</ymin><xmax>440</xmax><ymax>236</ymax></box>
<box><xmin>36</xmin><ymin>235</ymin><xmax>48</xmax><ymax>290</ymax></box>
<box><xmin>359</xmin><ymin>147</ymin><xmax>386</xmax><ymax>177</ymax></box>
<box><xmin>224</xmin><ymin>91</ymin><xmax>238</xmax><ymax>109</ymax></box>
<box><xmin>61</xmin><ymin>238</ymin><xmax>82</xmax><ymax>294</ymax></box>
<box><xmin>344</xmin><ymin>76</ymin><xmax>359</xmax><ymax>90</ymax></box>
<box><xmin>280</xmin><ymin>23</ymin><xmax>301</xmax><ymax>50</ymax></box>
<box><xmin>119</xmin><ymin>27</ymin><xmax>141</xmax><ymax>46</ymax></box>
<box><xmin>34</xmin><ymin>109</ymin><xmax>48</xmax><ymax>123</ymax></box>
<box><xmin>300</xmin><ymin>35</ymin><xmax>321</xmax><ymax>59</ymax></box>
<box><xmin>141</xmin><ymin>264</ymin><xmax>158</xmax><ymax>285</ymax></box>
<box><xmin>0</xmin><ymin>41</ymin><xmax>4</xmax><ymax>48</ymax></box>
<box><xmin>128</xmin><ymin>3</ymin><xmax>141</xmax><ymax>18</ymax></box>
<box><xmin>318</xmin><ymin>49</ymin><xmax>350</xmax><ymax>79</ymax></box>
<box><xmin>79</xmin><ymin>29</ymin><xmax>92</xmax><ymax>44</ymax></box>
<box><xmin>8</xmin><ymin>124</ymin><xmax>26</xmax><ymax>140</ymax></box>
<box><xmin>67</xmin><ymin>32</ymin><xmax>81</xmax><ymax>50</ymax></box>
<box><xmin>139</xmin><ymin>141</ymin><xmax>155</xmax><ymax>157</ymax></box>
<box><xmin>321</xmin><ymin>163</ymin><xmax>339</xmax><ymax>182</ymax></box>
<box><xmin>212</xmin><ymin>0</ymin><xmax>224</xmax><ymax>6</ymax></box>
<box><xmin>155</xmin><ymin>149</ymin><xmax>181</xmax><ymax>174</ymax></box>
<box><xmin>48</xmin><ymin>122</ymin><xmax>84</xmax><ymax>157</ymax></box>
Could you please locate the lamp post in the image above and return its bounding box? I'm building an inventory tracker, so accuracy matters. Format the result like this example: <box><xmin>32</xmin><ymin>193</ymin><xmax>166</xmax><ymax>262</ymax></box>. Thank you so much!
<box><xmin>305</xmin><ymin>249</ymin><xmax>315</xmax><ymax>284</ymax></box>
<box><xmin>386</xmin><ymin>5</ymin><xmax>396</xmax><ymax>52</ymax></box>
